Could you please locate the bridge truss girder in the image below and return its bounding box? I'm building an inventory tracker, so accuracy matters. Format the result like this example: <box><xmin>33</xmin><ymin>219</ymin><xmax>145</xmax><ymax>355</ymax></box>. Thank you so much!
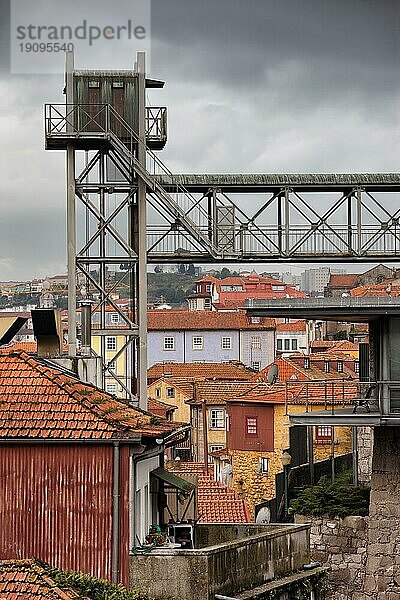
<box><xmin>147</xmin><ymin>174</ymin><xmax>400</xmax><ymax>263</ymax></box>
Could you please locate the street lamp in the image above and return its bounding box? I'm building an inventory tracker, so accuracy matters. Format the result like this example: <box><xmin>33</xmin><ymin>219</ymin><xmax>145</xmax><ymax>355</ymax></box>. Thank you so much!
<box><xmin>281</xmin><ymin>449</ymin><xmax>292</xmax><ymax>521</ymax></box>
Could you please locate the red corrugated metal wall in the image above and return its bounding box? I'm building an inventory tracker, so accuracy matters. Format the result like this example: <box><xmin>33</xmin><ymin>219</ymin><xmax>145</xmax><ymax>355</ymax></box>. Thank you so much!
<box><xmin>118</xmin><ymin>444</ymin><xmax>130</xmax><ymax>586</ymax></box>
<box><xmin>0</xmin><ymin>444</ymin><xmax>126</xmax><ymax>582</ymax></box>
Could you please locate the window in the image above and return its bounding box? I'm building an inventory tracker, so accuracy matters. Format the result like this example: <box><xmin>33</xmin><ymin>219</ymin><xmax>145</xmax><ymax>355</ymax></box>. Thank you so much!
<box><xmin>252</xmin><ymin>361</ymin><xmax>261</xmax><ymax>371</ymax></box>
<box><xmin>106</xmin><ymin>383</ymin><xmax>117</xmax><ymax>395</ymax></box>
<box><xmin>337</xmin><ymin>360</ymin><xmax>343</xmax><ymax>373</ymax></box>
<box><xmin>192</xmin><ymin>336</ymin><xmax>204</xmax><ymax>350</ymax></box>
<box><xmin>155</xmin><ymin>387</ymin><xmax>161</xmax><ymax>398</ymax></box>
<box><xmin>251</xmin><ymin>316</ymin><xmax>261</xmax><ymax>324</ymax></box>
<box><xmin>206</xmin><ymin>284</ymin><xmax>211</xmax><ymax>292</ymax></box>
<box><xmin>204</xmin><ymin>298</ymin><xmax>212</xmax><ymax>310</ymax></box>
<box><xmin>246</xmin><ymin>417</ymin><xmax>258</xmax><ymax>435</ymax></box>
<box><xmin>324</xmin><ymin>361</ymin><xmax>330</xmax><ymax>373</ymax></box>
<box><xmin>304</xmin><ymin>357</ymin><xmax>310</xmax><ymax>369</ymax></box>
<box><xmin>106</xmin><ymin>336</ymin><xmax>117</xmax><ymax>351</ymax></box>
<box><xmin>259</xmin><ymin>457</ymin><xmax>269</xmax><ymax>474</ymax></box>
<box><xmin>167</xmin><ymin>387</ymin><xmax>175</xmax><ymax>398</ymax></box>
<box><xmin>316</xmin><ymin>425</ymin><xmax>332</xmax><ymax>440</ymax></box>
<box><xmin>284</xmin><ymin>339</ymin><xmax>290</xmax><ymax>351</ymax></box>
<box><xmin>108</xmin><ymin>360</ymin><xmax>116</xmax><ymax>372</ymax></box>
<box><xmin>209</xmin><ymin>445</ymin><xmax>223</xmax><ymax>453</ymax></box>
<box><xmin>272</xmin><ymin>285</ymin><xmax>285</xmax><ymax>291</ymax></box>
<box><xmin>110</xmin><ymin>312</ymin><xmax>119</xmax><ymax>324</ymax></box>
<box><xmin>251</xmin><ymin>336</ymin><xmax>261</xmax><ymax>349</ymax></box>
<box><xmin>277</xmin><ymin>338</ymin><xmax>283</xmax><ymax>351</ymax></box>
<box><xmin>221</xmin><ymin>336</ymin><xmax>232</xmax><ymax>350</ymax></box>
<box><xmin>191</xmin><ymin>299</ymin><xmax>198</xmax><ymax>310</ymax></box>
<box><xmin>291</xmin><ymin>338</ymin><xmax>298</xmax><ymax>351</ymax></box>
<box><xmin>210</xmin><ymin>409</ymin><xmax>225</xmax><ymax>429</ymax></box>
<box><xmin>163</xmin><ymin>337</ymin><xmax>175</xmax><ymax>351</ymax></box>
<box><xmin>354</xmin><ymin>361</ymin><xmax>360</xmax><ymax>373</ymax></box>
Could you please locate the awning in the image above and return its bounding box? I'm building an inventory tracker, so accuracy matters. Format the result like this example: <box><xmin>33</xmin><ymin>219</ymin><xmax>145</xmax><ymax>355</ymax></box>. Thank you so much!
<box><xmin>151</xmin><ymin>467</ymin><xmax>195</xmax><ymax>493</ymax></box>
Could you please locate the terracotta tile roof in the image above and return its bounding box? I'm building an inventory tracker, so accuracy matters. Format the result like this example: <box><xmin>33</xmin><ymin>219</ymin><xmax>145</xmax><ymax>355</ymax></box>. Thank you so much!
<box><xmin>328</xmin><ymin>274</ymin><xmax>358</xmax><ymax>287</ymax></box>
<box><xmin>276</xmin><ymin>320</ymin><xmax>307</xmax><ymax>333</ymax></box>
<box><xmin>168</xmin><ymin>463</ymin><xmax>250</xmax><ymax>523</ymax></box>
<box><xmin>310</xmin><ymin>340</ymin><xmax>336</xmax><ymax>348</ymax></box>
<box><xmin>148</xmin><ymin>361</ymin><xmax>255</xmax><ymax>381</ymax></box>
<box><xmin>350</xmin><ymin>282</ymin><xmax>400</xmax><ymax>297</ymax></box>
<box><xmin>0</xmin><ymin>559</ymin><xmax>77</xmax><ymax>599</ymax></box>
<box><xmin>147</xmin><ymin>310</ymin><xmax>275</xmax><ymax>331</ymax></box>
<box><xmin>0</xmin><ymin>350</ymin><xmax>175</xmax><ymax>440</ymax></box>
<box><xmin>227</xmin><ymin>380</ymin><xmax>358</xmax><ymax>406</ymax></box>
<box><xmin>148</xmin><ymin>398</ymin><xmax>177</xmax><ymax>418</ymax></box>
<box><xmin>254</xmin><ymin>356</ymin><xmax>354</xmax><ymax>384</ymax></box>
<box><xmin>6</xmin><ymin>340</ymin><xmax>37</xmax><ymax>352</ymax></box>
<box><xmin>330</xmin><ymin>340</ymin><xmax>359</xmax><ymax>352</ymax></box>
<box><xmin>189</xmin><ymin>380</ymin><xmax>264</xmax><ymax>405</ymax></box>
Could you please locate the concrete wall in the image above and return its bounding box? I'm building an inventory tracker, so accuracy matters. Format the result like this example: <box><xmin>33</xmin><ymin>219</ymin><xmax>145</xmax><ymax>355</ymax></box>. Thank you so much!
<box><xmin>130</xmin><ymin>524</ymin><xmax>310</xmax><ymax>600</ymax></box>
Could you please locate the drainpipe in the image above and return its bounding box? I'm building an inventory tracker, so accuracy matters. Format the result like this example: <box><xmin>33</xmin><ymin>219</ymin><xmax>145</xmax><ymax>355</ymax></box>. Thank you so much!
<box><xmin>112</xmin><ymin>441</ymin><xmax>120</xmax><ymax>583</ymax></box>
<box><xmin>201</xmin><ymin>398</ymin><xmax>209</xmax><ymax>473</ymax></box>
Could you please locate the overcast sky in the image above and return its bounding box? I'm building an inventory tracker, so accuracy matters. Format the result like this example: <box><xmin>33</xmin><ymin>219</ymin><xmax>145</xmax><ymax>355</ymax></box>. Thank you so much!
<box><xmin>0</xmin><ymin>0</ymin><xmax>399</xmax><ymax>280</ymax></box>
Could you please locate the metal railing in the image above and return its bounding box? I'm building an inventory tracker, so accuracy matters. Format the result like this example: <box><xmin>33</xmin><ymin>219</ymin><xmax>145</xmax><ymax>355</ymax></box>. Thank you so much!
<box><xmin>284</xmin><ymin>379</ymin><xmax>400</xmax><ymax>416</ymax></box>
<box><xmin>45</xmin><ymin>103</ymin><xmax>167</xmax><ymax>145</ymax></box>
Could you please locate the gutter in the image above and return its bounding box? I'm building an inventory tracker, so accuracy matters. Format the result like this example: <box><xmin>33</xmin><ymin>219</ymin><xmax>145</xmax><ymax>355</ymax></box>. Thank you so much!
<box><xmin>163</xmin><ymin>424</ymin><xmax>191</xmax><ymax>448</ymax></box>
<box><xmin>0</xmin><ymin>437</ymin><xmax>142</xmax><ymax>444</ymax></box>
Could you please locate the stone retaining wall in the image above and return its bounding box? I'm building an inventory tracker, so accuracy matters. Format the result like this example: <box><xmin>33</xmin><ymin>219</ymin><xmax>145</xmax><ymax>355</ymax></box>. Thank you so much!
<box><xmin>295</xmin><ymin>514</ymin><xmax>368</xmax><ymax>599</ymax></box>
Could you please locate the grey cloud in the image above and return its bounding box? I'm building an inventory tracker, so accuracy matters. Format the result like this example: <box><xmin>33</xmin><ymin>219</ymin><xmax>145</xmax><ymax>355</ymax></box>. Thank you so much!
<box><xmin>0</xmin><ymin>0</ymin><xmax>399</xmax><ymax>279</ymax></box>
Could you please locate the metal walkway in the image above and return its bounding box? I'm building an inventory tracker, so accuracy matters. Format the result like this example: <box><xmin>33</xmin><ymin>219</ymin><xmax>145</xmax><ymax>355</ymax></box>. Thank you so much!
<box><xmin>45</xmin><ymin>103</ymin><xmax>400</xmax><ymax>264</ymax></box>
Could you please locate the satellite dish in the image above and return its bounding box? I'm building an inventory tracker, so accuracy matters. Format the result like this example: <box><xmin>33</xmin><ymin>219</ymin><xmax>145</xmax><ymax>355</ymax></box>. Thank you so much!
<box><xmin>256</xmin><ymin>506</ymin><xmax>271</xmax><ymax>524</ymax></box>
<box><xmin>267</xmin><ymin>363</ymin><xmax>279</xmax><ymax>384</ymax></box>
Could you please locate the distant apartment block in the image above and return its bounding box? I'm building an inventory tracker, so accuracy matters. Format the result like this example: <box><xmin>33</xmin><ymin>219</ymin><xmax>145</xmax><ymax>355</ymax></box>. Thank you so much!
<box><xmin>301</xmin><ymin>267</ymin><xmax>345</xmax><ymax>294</ymax></box>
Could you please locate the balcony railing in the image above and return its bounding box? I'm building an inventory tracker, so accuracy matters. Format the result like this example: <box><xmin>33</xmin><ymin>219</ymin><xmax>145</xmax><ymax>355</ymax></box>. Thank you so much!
<box><xmin>44</xmin><ymin>103</ymin><xmax>167</xmax><ymax>149</ymax></box>
<box><xmin>284</xmin><ymin>379</ymin><xmax>400</xmax><ymax>417</ymax></box>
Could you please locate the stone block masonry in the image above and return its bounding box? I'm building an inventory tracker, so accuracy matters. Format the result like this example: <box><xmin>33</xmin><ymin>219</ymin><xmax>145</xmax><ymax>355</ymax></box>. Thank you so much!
<box><xmin>295</xmin><ymin>514</ymin><xmax>368</xmax><ymax>599</ymax></box>
<box><xmin>363</xmin><ymin>426</ymin><xmax>400</xmax><ymax>599</ymax></box>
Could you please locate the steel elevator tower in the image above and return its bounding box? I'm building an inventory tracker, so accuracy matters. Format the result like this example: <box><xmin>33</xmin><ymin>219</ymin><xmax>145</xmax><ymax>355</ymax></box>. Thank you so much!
<box><xmin>45</xmin><ymin>51</ymin><xmax>167</xmax><ymax>408</ymax></box>
<box><xmin>45</xmin><ymin>52</ymin><xmax>400</xmax><ymax>408</ymax></box>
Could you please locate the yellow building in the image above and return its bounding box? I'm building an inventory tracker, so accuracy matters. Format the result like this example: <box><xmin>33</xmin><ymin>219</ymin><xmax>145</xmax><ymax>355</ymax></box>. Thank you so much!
<box><xmin>147</xmin><ymin>376</ymin><xmax>194</xmax><ymax>423</ymax></box>
<box><xmin>91</xmin><ymin>331</ymin><xmax>129</xmax><ymax>398</ymax></box>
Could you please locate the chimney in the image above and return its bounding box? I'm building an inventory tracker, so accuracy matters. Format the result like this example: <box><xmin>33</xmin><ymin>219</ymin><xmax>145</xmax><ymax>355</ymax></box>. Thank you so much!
<box><xmin>79</xmin><ymin>300</ymin><xmax>94</xmax><ymax>357</ymax></box>
<box><xmin>31</xmin><ymin>309</ymin><xmax>63</xmax><ymax>357</ymax></box>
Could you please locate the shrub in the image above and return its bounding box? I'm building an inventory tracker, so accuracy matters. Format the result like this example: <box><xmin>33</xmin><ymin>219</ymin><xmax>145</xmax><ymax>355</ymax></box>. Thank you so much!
<box><xmin>44</xmin><ymin>565</ymin><xmax>152</xmax><ymax>600</ymax></box>
<box><xmin>290</xmin><ymin>470</ymin><xmax>370</xmax><ymax>518</ymax></box>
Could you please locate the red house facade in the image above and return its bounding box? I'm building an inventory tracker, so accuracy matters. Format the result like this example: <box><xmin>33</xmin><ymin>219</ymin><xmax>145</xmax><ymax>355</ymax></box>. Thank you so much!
<box><xmin>227</xmin><ymin>399</ymin><xmax>274</xmax><ymax>452</ymax></box>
